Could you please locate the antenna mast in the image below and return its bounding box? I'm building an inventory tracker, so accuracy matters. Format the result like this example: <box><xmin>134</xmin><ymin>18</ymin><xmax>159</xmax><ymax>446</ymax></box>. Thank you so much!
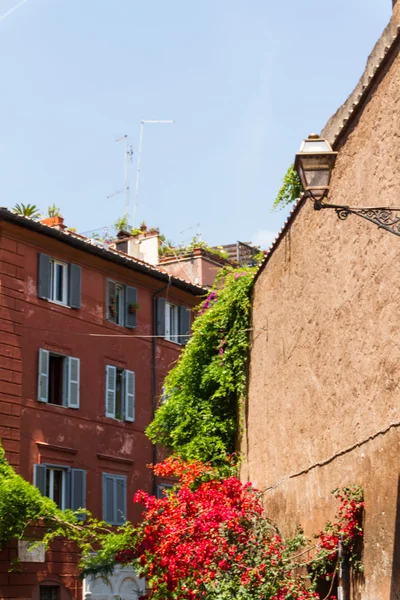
<box><xmin>133</xmin><ymin>119</ymin><xmax>175</xmax><ymax>228</ymax></box>
<box><xmin>109</xmin><ymin>135</ymin><xmax>133</xmax><ymax>224</ymax></box>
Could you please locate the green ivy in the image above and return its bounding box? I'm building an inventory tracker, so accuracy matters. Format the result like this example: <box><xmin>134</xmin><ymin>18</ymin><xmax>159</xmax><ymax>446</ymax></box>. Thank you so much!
<box><xmin>272</xmin><ymin>164</ymin><xmax>302</xmax><ymax>211</ymax></box>
<box><xmin>0</xmin><ymin>445</ymin><xmax>63</xmax><ymax>548</ymax></box>
<box><xmin>146</xmin><ymin>265</ymin><xmax>258</xmax><ymax>465</ymax></box>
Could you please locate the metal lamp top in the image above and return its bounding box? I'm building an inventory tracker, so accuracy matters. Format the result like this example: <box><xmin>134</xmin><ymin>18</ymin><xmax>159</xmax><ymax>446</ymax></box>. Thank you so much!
<box><xmin>298</xmin><ymin>133</ymin><xmax>334</xmax><ymax>154</ymax></box>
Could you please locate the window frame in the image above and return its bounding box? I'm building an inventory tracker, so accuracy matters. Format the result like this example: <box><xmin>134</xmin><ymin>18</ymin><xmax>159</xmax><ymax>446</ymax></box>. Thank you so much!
<box><xmin>34</xmin><ymin>464</ymin><xmax>86</xmax><ymax>513</ymax></box>
<box><xmin>102</xmin><ymin>472</ymin><xmax>127</xmax><ymax>525</ymax></box>
<box><xmin>165</xmin><ymin>301</ymin><xmax>179</xmax><ymax>343</ymax></box>
<box><xmin>46</xmin><ymin>465</ymin><xmax>68</xmax><ymax>510</ymax></box>
<box><xmin>50</xmin><ymin>259</ymin><xmax>69</xmax><ymax>306</ymax></box>
<box><xmin>105</xmin><ymin>365</ymin><xmax>135</xmax><ymax>422</ymax></box>
<box><xmin>106</xmin><ymin>279</ymin><xmax>138</xmax><ymax>329</ymax></box>
<box><xmin>115</xmin><ymin>282</ymin><xmax>125</xmax><ymax>326</ymax></box>
<box><xmin>37</xmin><ymin>349</ymin><xmax>80</xmax><ymax>409</ymax></box>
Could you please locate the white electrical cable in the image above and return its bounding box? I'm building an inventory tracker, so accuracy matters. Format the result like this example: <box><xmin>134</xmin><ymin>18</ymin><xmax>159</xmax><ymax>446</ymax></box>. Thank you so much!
<box><xmin>0</xmin><ymin>0</ymin><xmax>30</xmax><ymax>23</ymax></box>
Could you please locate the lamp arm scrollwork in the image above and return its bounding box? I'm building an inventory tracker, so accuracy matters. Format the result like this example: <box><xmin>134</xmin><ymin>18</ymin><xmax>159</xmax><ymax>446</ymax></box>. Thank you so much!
<box><xmin>312</xmin><ymin>199</ymin><xmax>400</xmax><ymax>238</ymax></box>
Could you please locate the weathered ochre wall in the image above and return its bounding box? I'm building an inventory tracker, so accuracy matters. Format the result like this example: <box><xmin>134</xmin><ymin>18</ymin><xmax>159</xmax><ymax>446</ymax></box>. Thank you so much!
<box><xmin>241</xmin><ymin>31</ymin><xmax>400</xmax><ymax>600</ymax></box>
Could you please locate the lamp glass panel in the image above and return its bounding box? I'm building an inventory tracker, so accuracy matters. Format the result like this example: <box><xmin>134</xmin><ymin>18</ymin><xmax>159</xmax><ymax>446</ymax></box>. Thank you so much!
<box><xmin>302</xmin><ymin>140</ymin><xmax>331</xmax><ymax>152</ymax></box>
<box><xmin>303</xmin><ymin>169</ymin><xmax>330</xmax><ymax>189</ymax></box>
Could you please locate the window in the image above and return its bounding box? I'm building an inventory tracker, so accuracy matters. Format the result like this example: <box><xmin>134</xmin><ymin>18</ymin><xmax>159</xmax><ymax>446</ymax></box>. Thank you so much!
<box><xmin>38</xmin><ymin>349</ymin><xmax>80</xmax><ymax>408</ymax></box>
<box><xmin>165</xmin><ymin>302</ymin><xmax>179</xmax><ymax>342</ymax></box>
<box><xmin>50</xmin><ymin>260</ymin><xmax>68</xmax><ymax>304</ymax></box>
<box><xmin>156</xmin><ymin>484</ymin><xmax>173</xmax><ymax>499</ymax></box>
<box><xmin>156</xmin><ymin>298</ymin><xmax>191</xmax><ymax>345</ymax></box>
<box><xmin>105</xmin><ymin>365</ymin><xmax>135</xmax><ymax>421</ymax></box>
<box><xmin>106</xmin><ymin>279</ymin><xmax>138</xmax><ymax>329</ymax></box>
<box><xmin>40</xmin><ymin>586</ymin><xmax>59</xmax><ymax>600</ymax></box>
<box><xmin>34</xmin><ymin>464</ymin><xmax>86</xmax><ymax>513</ymax></box>
<box><xmin>38</xmin><ymin>253</ymin><xmax>81</xmax><ymax>308</ymax></box>
<box><xmin>102</xmin><ymin>473</ymin><xmax>127</xmax><ymax>525</ymax></box>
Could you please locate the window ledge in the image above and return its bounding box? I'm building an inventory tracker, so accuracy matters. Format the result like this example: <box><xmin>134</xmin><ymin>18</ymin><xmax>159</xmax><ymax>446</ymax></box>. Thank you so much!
<box><xmin>36</xmin><ymin>441</ymin><xmax>77</xmax><ymax>454</ymax></box>
<box><xmin>47</xmin><ymin>299</ymin><xmax>71</xmax><ymax>309</ymax></box>
<box><xmin>97</xmin><ymin>452</ymin><xmax>134</xmax><ymax>465</ymax></box>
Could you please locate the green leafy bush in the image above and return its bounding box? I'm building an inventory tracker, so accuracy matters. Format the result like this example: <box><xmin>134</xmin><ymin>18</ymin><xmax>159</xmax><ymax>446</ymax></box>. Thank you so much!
<box><xmin>147</xmin><ymin>266</ymin><xmax>257</xmax><ymax>464</ymax></box>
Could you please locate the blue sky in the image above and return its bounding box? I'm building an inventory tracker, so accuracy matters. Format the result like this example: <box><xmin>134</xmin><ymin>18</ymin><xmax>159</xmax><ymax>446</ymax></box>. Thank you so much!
<box><xmin>0</xmin><ymin>0</ymin><xmax>391</xmax><ymax>248</ymax></box>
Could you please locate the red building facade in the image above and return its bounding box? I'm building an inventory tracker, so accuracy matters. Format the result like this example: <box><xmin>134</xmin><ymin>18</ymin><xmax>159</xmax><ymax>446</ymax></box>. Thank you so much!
<box><xmin>0</xmin><ymin>209</ymin><xmax>204</xmax><ymax>600</ymax></box>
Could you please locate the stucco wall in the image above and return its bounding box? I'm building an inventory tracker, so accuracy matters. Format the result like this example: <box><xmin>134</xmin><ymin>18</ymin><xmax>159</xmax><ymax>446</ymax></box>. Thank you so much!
<box><xmin>241</xmin><ymin>31</ymin><xmax>400</xmax><ymax>600</ymax></box>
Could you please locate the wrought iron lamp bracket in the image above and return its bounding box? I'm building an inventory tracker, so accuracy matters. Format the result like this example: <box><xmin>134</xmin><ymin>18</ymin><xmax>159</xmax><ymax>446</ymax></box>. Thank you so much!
<box><xmin>312</xmin><ymin>196</ymin><xmax>400</xmax><ymax>238</ymax></box>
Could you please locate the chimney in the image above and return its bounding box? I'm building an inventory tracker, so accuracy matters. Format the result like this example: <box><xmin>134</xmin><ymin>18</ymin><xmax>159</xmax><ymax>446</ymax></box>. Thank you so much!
<box><xmin>40</xmin><ymin>215</ymin><xmax>67</xmax><ymax>232</ymax></box>
<box><xmin>111</xmin><ymin>228</ymin><xmax>161</xmax><ymax>266</ymax></box>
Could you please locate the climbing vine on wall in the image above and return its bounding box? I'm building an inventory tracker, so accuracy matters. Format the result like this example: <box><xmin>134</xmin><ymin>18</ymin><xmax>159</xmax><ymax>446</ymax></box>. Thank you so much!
<box><xmin>146</xmin><ymin>265</ymin><xmax>258</xmax><ymax>465</ymax></box>
<box><xmin>272</xmin><ymin>164</ymin><xmax>302</xmax><ymax>211</ymax></box>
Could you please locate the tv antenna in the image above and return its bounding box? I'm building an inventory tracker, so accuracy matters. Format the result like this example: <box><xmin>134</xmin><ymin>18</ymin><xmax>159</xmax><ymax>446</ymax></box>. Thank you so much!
<box><xmin>107</xmin><ymin>135</ymin><xmax>134</xmax><ymax>223</ymax></box>
<box><xmin>133</xmin><ymin>120</ymin><xmax>175</xmax><ymax>228</ymax></box>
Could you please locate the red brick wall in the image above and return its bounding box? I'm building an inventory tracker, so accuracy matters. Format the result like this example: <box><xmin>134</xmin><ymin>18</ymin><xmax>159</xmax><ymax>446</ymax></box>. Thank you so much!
<box><xmin>0</xmin><ymin>230</ymin><xmax>24</xmax><ymax>471</ymax></box>
<box><xmin>0</xmin><ymin>220</ymin><xmax>201</xmax><ymax>599</ymax></box>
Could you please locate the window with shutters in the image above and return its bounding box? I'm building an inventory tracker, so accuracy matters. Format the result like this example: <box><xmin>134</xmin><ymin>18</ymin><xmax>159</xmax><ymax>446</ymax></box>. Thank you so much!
<box><xmin>102</xmin><ymin>472</ymin><xmax>127</xmax><ymax>525</ymax></box>
<box><xmin>37</xmin><ymin>253</ymin><xmax>81</xmax><ymax>309</ymax></box>
<box><xmin>37</xmin><ymin>349</ymin><xmax>80</xmax><ymax>409</ymax></box>
<box><xmin>106</xmin><ymin>279</ymin><xmax>137</xmax><ymax>329</ymax></box>
<box><xmin>157</xmin><ymin>298</ymin><xmax>191</xmax><ymax>345</ymax></box>
<box><xmin>33</xmin><ymin>464</ymin><xmax>86</xmax><ymax>513</ymax></box>
<box><xmin>105</xmin><ymin>365</ymin><xmax>135</xmax><ymax>422</ymax></box>
<box><xmin>50</xmin><ymin>260</ymin><xmax>68</xmax><ymax>305</ymax></box>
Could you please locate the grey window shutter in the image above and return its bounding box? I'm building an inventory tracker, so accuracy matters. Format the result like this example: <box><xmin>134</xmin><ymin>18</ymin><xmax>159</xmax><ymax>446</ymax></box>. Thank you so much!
<box><xmin>33</xmin><ymin>464</ymin><xmax>47</xmax><ymax>495</ymax></box>
<box><xmin>116</xmin><ymin>476</ymin><xmax>126</xmax><ymax>524</ymax></box>
<box><xmin>38</xmin><ymin>253</ymin><xmax>51</xmax><ymax>300</ymax></box>
<box><xmin>68</xmin><ymin>264</ymin><xmax>82</xmax><ymax>309</ymax></box>
<box><xmin>178</xmin><ymin>306</ymin><xmax>191</xmax><ymax>345</ymax></box>
<box><xmin>71</xmin><ymin>469</ymin><xmax>86</xmax><ymax>517</ymax></box>
<box><xmin>103</xmin><ymin>473</ymin><xmax>115</xmax><ymax>523</ymax></box>
<box><xmin>124</xmin><ymin>370</ymin><xmax>135</xmax><ymax>422</ymax></box>
<box><xmin>105</xmin><ymin>365</ymin><xmax>116</xmax><ymax>418</ymax></box>
<box><xmin>67</xmin><ymin>357</ymin><xmax>80</xmax><ymax>409</ymax></box>
<box><xmin>37</xmin><ymin>349</ymin><xmax>49</xmax><ymax>402</ymax></box>
<box><xmin>107</xmin><ymin>280</ymin><xmax>117</xmax><ymax>323</ymax></box>
<box><xmin>125</xmin><ymin>286</ymin><xmax>138</xmax><ymax>329</ymax></box>
<box><xmin>156</xmin><ymin>297</ymin><xmax>166</xmax><ymax>336</ymax></box>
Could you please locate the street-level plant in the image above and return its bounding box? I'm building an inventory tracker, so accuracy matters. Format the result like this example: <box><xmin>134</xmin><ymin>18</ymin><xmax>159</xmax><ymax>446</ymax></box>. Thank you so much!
<box><xmin>0</xmin><ymin>442</ymin><xmax>364</xmax><ymax>600</ymax></box>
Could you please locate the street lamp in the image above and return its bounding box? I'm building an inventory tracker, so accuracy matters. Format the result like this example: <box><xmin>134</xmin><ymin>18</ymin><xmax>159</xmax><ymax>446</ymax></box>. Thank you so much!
<box><xmin>294</xmin><ymin>134</ymin><xmax>400</xmax><ymax>238</ymax></box>
<box><xmin>294</xmin><ymin>134</ymin><xmax>337</xmax><ymax>201</ymax></box>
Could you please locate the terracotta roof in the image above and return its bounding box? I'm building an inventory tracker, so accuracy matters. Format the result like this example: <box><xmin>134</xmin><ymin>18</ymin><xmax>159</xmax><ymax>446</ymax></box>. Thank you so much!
<box><xmin>0</xmin><ymin>207</ymin><xmax>206</xmax><ymax>296</ymax></box>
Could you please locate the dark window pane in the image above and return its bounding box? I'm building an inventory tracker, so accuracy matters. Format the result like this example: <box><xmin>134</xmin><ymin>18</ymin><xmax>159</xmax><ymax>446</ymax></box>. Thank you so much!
<box><xmin>40</xmin><ymin>586</ymin><xmax>59</xmax><ymax>600</ymax></box>
<box><xmin>115</xmin><ymin>369</ymin><xmax>123</xmax><ymax>420</ymax></box>
<box><xmin>55</xmin><ymin>264</ymin><xmax>64</xmax><ymax>302</ymax></box>
<box><xmin>48</xmin><ymin>356</ymin><xmax>64</xmax><ymax>405</ymax></box>
<box><xmin>53</xmin><ymin>470</ymin><xmax>63</xmax><ymax>508</ymax></box>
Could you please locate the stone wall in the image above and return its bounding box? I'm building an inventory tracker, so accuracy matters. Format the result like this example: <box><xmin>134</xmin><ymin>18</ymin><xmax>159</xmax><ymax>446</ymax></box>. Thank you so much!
<box><xmin>241</xmin><ymin>25</ymin><xmax>400</xmax><ymax>600</ymax></box>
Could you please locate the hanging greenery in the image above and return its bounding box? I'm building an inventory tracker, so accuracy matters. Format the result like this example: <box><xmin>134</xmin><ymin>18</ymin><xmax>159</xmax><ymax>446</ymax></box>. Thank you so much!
<box><xmin>146</xmin><ymin>265</ymin><xmax>258</xmax><ymax>465</ymax></box>
<box><xmin>272</xmin><ymin>164</ymin><xmax>302</xmax><ymax>211</ymax></box>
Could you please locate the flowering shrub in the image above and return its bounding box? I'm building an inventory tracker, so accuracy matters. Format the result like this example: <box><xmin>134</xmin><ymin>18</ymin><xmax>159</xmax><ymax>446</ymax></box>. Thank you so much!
<box><xmin>147</xmin><ymin>266</ymin><xmax>258</xmax><ymax>464</ymax></box>
<box><xmin>308</xmin><ymin>486</ymin><xmax>364</xmax><ymax>593</ymax></box>
<box><xmin>113</xmin><ymin>458</ymin><xmax>364</xmax><ymax>600</ymax></box>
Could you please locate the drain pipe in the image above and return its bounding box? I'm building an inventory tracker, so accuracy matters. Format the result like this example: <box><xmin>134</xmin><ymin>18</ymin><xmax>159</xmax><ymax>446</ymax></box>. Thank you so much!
<box><xmin>151</xmin><ymin>278</ymin><xmax>170</xmax><ymax>495</ymax></box>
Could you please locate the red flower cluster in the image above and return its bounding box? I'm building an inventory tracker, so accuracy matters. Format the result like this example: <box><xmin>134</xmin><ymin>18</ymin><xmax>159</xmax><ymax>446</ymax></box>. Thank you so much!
<box><xmin>115</xmin><ymin>459</ymin><xmax>363</xmax><ymax>600</ymax></box>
